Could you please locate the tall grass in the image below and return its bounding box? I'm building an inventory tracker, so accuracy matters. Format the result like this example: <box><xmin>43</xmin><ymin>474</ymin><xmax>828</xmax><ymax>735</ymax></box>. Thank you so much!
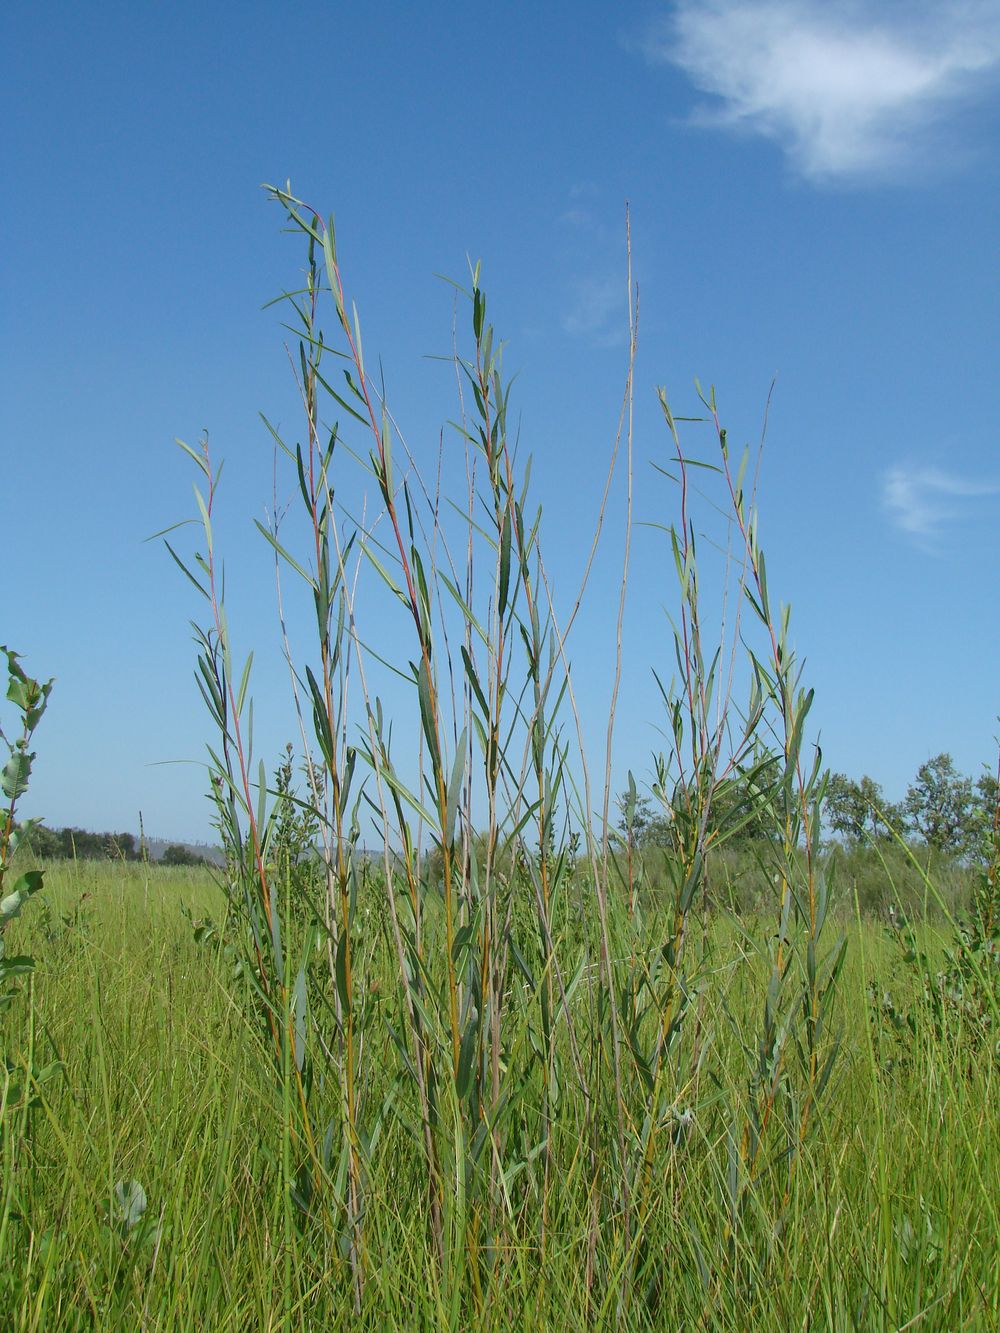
<box><xmin>1</xmin><ymin>861</ymin><xmax>997</xmax><ymax>1327</ymax></box>
<box><xmin>0</xmin><ymin>193</ymin><xmax>997</xmax><ymax>1328</ymax></box>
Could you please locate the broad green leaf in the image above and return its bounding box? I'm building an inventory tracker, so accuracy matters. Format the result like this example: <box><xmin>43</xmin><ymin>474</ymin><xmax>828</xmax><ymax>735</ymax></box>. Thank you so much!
<box><xmin>1</xmin><ymin>748</ymin><xmax>32</xmax><ymax>800</ymax></box>
<box><xmin>0</xmin><ymin>871</ymin><xmax>44</xmax><ymax>922</ymax></box>
<box><xmin>0</xmin><ymin>955</ymin><xmax>36</xmax><ymax>978</ymax></box>
<box><xmin>113</xmin><ymin>1180</ymin><xmax>148</xmax><ymax>1234</ymax></box>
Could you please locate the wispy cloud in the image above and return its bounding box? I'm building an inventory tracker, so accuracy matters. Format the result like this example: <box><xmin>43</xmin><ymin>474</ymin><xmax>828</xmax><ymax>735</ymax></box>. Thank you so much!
<box><xmin>642</xmin><ymin>1</ymin><xmax>1000</xmax><ymax>182</ymax></box>
<box><xmin>882</xmin><ymin>464</ymin><xmax>999</xmax><ymax>544</ymax></box>
<box><xmin>556</xmin><ymin>189</ymin><xmax>630</xmax><ymax>345</ymax></box>
<box><xmin>562</xmin><ymin>273</ymin><xmax>628</xmax><ymax>346</ymax></box>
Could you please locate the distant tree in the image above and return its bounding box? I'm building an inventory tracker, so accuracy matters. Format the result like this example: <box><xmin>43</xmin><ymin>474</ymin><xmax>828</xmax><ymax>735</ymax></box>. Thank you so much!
<box><xmin>968</xmin><ymin>769</ymin><xmax>1000</xmax><ymax>864</ymax></box>
<box><xmin>107</xmin><ymin>832</ymin><xmax>136</xmax><ymax>860</ymax></box>
<box><xmin>21</xmin><ymin>822</ymin><xmax>61</xmax><ymax>859</ymax></box>
<box><xmin>161</xmin><ymin>843</ymin><xmax>204</xmax><ymax>867</ymax></box>
<box><xmin>903</xmin><ymin>753</ymin><xmax>977</xmax><ymax>856</ymax></box>
<box><xmin>824</xmin><ymin>773</ymin><xmax>901</xmax><ymax>844</ymax></box>
<box><xmin>823</xmin><ymin>774</ymin><xmax>867</xmax><ymax>842</ymax></box>
<box><xmin>54</xmin><ymin>827</ymin><xmax>139</xmax><ymax>860</ymax></box>
<box><xmin>634</xmin><ymin>806</ymin><xmax>675</xmax><ymax>851</ymax></box>
<box><xmin>977</xmin><ymin>770</ymin><xmax>999</xmax><ymax>823</ymax></box>
<box><xmin>61</xmin><ymin>828</ymin><xmax>102</xmax><ymax>859</ymax></box>
<box><xmin>614</xmin><ymin>772</ymin><xmax>653</xmax><ymax>913</ymax></box>
<box><xmin>13</xmin><ymin>824</ymin><xmax>140</xmax><ymax>861</ymax></box>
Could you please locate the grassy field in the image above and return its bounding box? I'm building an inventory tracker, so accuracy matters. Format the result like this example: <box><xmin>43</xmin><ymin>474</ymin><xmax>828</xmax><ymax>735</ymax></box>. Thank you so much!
<box><xmin>0</xmin><ymin>856</ymin><xmax>996</xmax><ymax>1330</ymax></box>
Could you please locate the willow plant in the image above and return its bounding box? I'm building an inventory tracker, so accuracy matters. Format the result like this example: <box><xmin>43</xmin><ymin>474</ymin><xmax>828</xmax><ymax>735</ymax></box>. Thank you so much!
<box><xmin>167</xmin><ymin>186</ymin><xmax>845</xmax><ymax>1324</ymax></box>
<box><xmin>0</xmin><ymin>647</ymin><xmax>59</xmax><ymax>1262</ymax></box>
<box><xmin>259</xmin><ymin>188</ymin><xmax>597</xmax><ymax>1297</ymax></box>
<box><xmin>632</xmin><ymin>385</ymin><xmax>845</xmax><ymax>1294</ymax></box>
<box><xmin>1</xmin><ymin>646</ymin><xmax>53</xmax><ymax>1027</ymax></box>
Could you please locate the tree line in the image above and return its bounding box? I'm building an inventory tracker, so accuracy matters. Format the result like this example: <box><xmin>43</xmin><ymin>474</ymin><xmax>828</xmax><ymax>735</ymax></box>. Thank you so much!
<box><xmin>16</xmin><ymin>751</ymin><xmax>999</xmax><ymax>870</ymax></box>
<box><xmin>824</xmin><ymin>753</ymin><xmax>997</xmax><ymax>858</ymax></box>
<box><xmin>619</xmin><ymin>751</ymin><xmax>999</xmax><ymax>861</ymax></box>
<box><xmin>21</xmin><ymin>825</ymin><xmax>210</xmax><ymax>866</ymax></box>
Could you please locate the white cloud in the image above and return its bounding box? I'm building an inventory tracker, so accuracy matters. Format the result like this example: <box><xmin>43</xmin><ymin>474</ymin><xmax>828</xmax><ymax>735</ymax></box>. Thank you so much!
<box><xmin>882</xmin><ymin>464</ymin><xmax>999</xmax><ymax>543</ymax></box>
<box><xmin>562</xmin><ymin>273</ymin><xmax>628</xmax><ymax>346</ymax></box>
<box><xmin>644</xmin><ymin>1</ymin><xmax>1000</xmax><ymax>181</ymax></box>
<box><xmin>560</xmin><ymin>205</ymin><xmax>601</xmax><ymax>231</ymax></box>
<box><xmin>557</xmin><ymin>188</ymin><xmax>631</xmax><ymax>345</ymax></box>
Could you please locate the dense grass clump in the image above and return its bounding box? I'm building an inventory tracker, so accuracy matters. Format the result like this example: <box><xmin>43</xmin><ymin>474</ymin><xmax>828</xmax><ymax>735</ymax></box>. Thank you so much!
<box><xmin>2</xmin><ymin>190</ymin><xmax>997</xmax><ymax>1328</ymax></box>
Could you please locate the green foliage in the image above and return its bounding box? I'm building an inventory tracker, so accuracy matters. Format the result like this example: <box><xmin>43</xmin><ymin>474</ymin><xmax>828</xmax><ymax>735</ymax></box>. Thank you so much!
<box><xmin>824</xmin><ymin>771</ymin><xmax>902</xmax><ymax>843</ymax></box>
<box><xmin>820</xmin><ymin>756</ymin><xmax>999</xmax><ymax>864</ymax></box>
<box><xmin>838</xmin><ymin>839</ymin><xmax>971</xmax><ymax>920</ymax></box>
<box><xmin>0</xmin><ymin>646</ymin><xmax>63</xmax><ymax>1191</ymax></box>
<box><xmin>160</xmin><ymin>843</ymin><xmax>205</xmax><ymax>867</ymax></box>
<box><xmin>872</xmin><ymin>750</ymin><xmax>1000</xmax><ymax>1073</ymax></box>
<box><xmin>1</xmin><ymin>646</ymin><xmax>51</xmax><ymax>1018</ymax></box>
<box><xmin>269</xmin><ymin>744</ymin><xmax>321</xmax><ymax>875</ymax></box>
<box><xmin>104</xmin><ymin>1178</ymin><xmax>162</xmax><ymax>1256</ymax></box>
<box><xmin>903</xmin><ymin>752</ymin><xmax>980</xmax><ymax>856</ymax></box>
<box><xmin>20</xmin><ymin>823</ymin><xmax>138</xmax><ymax>862</ymax></box>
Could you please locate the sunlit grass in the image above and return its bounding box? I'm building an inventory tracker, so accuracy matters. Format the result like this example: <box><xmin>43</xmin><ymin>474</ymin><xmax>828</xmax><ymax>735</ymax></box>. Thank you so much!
<box><xmin>0</xmin><ymin>859</ymin><xmax>996</xmax><ymax>1328</ymax></box>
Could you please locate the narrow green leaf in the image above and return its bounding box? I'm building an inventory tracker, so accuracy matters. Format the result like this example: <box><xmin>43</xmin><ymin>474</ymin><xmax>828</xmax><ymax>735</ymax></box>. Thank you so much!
<box><xmin>438</xmin><ymin>573</ymin><xmax>489</xmax><ymax>647</ymax></box>
<box><xmin>335</xmin><ymin>929</ymin><xmax>351</xmax><ymax>1016</ymax></box>
<box><xmin>498</xmin><ymin>509</ymin><xmax>512</xmax><ymax>621</ymax></box>
<box><xmin>359</xmin><ymin>540</ymin><xmax>408</xmax><ymax>607</ymax></box>
<box><xmin>254</xmin><ymin>521</ymin><xmax>316</xmax><ymax>586</ymax></box>
<box><xmin>293</xmin><ymin>965</ymin><xmax>308</xmax><ymax>1073</ymax></box>
<box><xmin>416</xmin><ymin>656</ymin><xmax>441</xmax><ymax>774</ymax></box>
<box><xmin>460</xmin><ymin>647</ymin><xmax>490</xmax><ymax>720</ymax></box>
<box><xmin>235</xmin><ymin>652</ymin><xmax>254</xmax><ymax>717</ymax></box>
<box><xmin>456</xmin><ymin>1011</ymin><xmax>479</xmax><ymax>1099</ymax></box>
<box><xmin>445</xmin><ymin>729</ymin><xmax>467</xmax><ymax>847</ymax></box>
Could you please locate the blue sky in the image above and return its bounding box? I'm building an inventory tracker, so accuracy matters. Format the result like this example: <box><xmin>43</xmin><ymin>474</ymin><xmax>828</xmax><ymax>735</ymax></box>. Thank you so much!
<box><xmin>4</xmin><ymin>1</ymin><xmax>999</xmax><ymax>842</ymax></box>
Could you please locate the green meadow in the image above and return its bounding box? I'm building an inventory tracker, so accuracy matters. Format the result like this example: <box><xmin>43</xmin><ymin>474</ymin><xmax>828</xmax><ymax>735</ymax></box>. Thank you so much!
<box><xmin>1</xmin><ymin>858</ymin><xmax>996</xmax><ymax>1329</ymax></box>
